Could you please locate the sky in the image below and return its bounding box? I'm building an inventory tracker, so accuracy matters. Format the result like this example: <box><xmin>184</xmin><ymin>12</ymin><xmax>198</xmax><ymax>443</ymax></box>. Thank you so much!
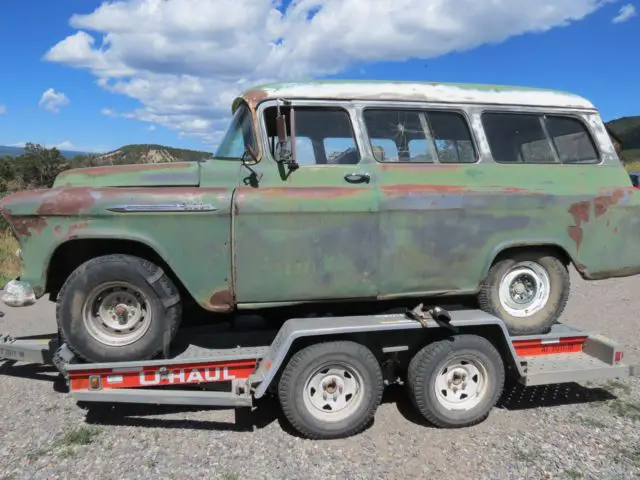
<box><xmin>0</xmin><ymin>0</ymin><xmax>637</xmax><ymax>154</ymax></box>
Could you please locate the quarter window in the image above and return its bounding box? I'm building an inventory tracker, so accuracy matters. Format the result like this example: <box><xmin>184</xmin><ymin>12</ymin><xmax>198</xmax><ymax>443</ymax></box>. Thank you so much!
<box><xmin>482</xmin><ymin>112</ymin><xmax>599</xmax><ymax>164</ymax></box>
<box><xmin>362</xmin><ymin>109</ymin><xmax>477</xmax><ymax>163</ymax></box>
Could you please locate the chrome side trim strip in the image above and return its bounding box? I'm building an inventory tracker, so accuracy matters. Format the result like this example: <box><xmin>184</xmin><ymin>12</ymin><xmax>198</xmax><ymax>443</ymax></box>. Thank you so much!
<box><xmin>107</xmin><ymin>203</ymin><xmax>218</xmax><ymax>213</ymax></box>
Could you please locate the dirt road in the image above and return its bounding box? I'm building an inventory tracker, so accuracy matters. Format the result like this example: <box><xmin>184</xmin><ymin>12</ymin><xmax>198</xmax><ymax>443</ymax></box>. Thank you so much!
<box><xmin>1</xmin><ymin>269</ymin><xmax>639</xmax><ymax>479</ymax></box>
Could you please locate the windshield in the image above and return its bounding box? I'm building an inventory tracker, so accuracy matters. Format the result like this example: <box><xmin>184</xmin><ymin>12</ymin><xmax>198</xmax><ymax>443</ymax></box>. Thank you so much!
<box><xmin>215</xmin><ymin>103</ymin><xmax>257</xmax><ymax>160</ymax></box>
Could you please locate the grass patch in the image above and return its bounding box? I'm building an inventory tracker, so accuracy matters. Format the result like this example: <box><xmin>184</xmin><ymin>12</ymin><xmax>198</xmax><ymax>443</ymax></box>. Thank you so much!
<box><xmin>605</xmin><ymin>379</ymin><xmax>632</xmax><ymax>395</ymax></box>
<box><xmin>609</xmin><ymin>399</ymin><xmax>640</xmax><ymax>421</ymax></box>
<box><xmin>564</xmin><ymin>470</ymin><xmax>583</xmax><ymax>479</ymax></box>
<box><xmin>222</xmin><ymin>472</ymin><xmax>239</xmax><ymax>480</ymax></box>
<box><xmin>0</xmin><ymin>229</ymin><xmax>20</xmax><ymax>287</ymax></box>
<box><xmin>56</xmin><ymin>447</ymin><xmax>76</xmax><ymax>459</ymax></box>
<box><xmin>579</xmin><ymin>417</ymin><xmax>607</xmax><ymax>429</ymax></box>
<box><xmin>54</xmin><ymin>425</ymin><xmax>102</xmax><ymax>447</ymax></box>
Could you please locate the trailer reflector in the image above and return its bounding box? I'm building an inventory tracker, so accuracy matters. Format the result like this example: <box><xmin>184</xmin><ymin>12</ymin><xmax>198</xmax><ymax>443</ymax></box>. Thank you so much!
<box><xmin>512</xmin><ymin>336</ymin><xmax>587</xmax><ymax>356</ymax></box>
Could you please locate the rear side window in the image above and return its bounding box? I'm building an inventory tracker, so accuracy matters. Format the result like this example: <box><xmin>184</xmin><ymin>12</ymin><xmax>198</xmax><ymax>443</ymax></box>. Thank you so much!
<box><xmin>362</xmin><ymin>108</ymin><xmax>477</xmax><ymax>163</ymax></box>
<box><xmin>482</xmin><ymin>112</ymin><xmax>600</xmax><ymax>165</ymax></box>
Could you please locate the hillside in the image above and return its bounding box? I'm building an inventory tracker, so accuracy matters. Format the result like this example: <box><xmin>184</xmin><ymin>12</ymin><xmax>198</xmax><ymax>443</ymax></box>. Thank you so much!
<box><xmin>1</xmin><ymin>143</ymin><xmax>215</xmax><ymax>165</ymax></box>
<box><xmin>89</xmin><ymin>144</ymin><xmax>214</xmax><ymax>165</ymax></box>
<box><xmin>0</xmin><ymin>145</ymin><xmax>93</xmax><ymax>159</ymax></box>
<box><xmin>605</xmin><ymin>116</ymin><xmax>640</xmax><ymax>163</ymax></box>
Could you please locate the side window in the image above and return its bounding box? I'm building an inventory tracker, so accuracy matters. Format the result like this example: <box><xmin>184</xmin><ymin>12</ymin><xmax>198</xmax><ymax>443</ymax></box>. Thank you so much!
<box><xmin>263</xmin><ymin>106</ymin><xmax>360</xmax><ymax>165</ymax></box>
<box><xmin>362</xmin><ymin>108</ymin><xmax>477</xmax><ymax>163</ymax></box>
<box><xmin>482</xmin><ymin>112</ymin><xmax>600</xmax><ymax>165</ymax></box>
<box><xmin>482</xmin><ymin>113</ymin><xmax>555</xmax><ymax>164</ymax></box>
<box><xmin>546</xmin><ymin>116</ymin><xmax>599</xmax><ymax>164</ymax></box>
<box><xmin>429</xmin><ymin>111</ymin><xmax>477</xmax><ymax>164</ymax></box>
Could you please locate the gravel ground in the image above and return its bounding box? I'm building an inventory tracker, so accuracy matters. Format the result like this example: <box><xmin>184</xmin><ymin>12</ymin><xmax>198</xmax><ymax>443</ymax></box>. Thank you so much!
<box><xmin>1</xmin><ymin>268</ymin><xmax>639</xmax><ymax>480</ymax></box>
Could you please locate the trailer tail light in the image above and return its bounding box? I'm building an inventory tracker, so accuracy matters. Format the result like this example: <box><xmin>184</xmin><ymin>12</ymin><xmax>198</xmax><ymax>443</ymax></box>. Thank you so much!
<box><xmin>614</xmin><ymin>351</ymin><xmax>623</xmax><ymax>364</ymax></box>
<box><xmin>89</xmin><ymin>375</ymin><xmax>101</xmax><ymax>390</ymax></box>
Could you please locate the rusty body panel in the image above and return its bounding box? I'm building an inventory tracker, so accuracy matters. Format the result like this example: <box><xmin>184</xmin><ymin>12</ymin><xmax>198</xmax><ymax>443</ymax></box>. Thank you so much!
<box><xmin>0</xmin><ymin>161</ymin><xmax>240</xmax><ymax>308</ymax></box>
<box><xmin>1</xmin><ymin>79</ymin><xmax>639</xmax><ymax>322</ymax></box>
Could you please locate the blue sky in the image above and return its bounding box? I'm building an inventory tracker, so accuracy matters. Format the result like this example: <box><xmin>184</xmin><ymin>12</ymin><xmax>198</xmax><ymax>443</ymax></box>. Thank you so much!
<box><xmin>0</xmin><ymin>0</ymin><xmax>637</xmax><ymax>154</ymax></box>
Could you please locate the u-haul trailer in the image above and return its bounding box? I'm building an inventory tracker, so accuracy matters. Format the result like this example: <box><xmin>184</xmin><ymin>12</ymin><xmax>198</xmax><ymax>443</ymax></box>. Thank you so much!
<box><xmin>0</xmin><ymin>305</ymin><xmax>637</xmax><ymax>440</ymax></box>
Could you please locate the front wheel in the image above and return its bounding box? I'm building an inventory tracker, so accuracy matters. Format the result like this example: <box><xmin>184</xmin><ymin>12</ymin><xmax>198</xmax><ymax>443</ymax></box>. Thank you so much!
<box><xmin>56</xmin><ymin>254</ymin><xmax>182</xmax><ymax>363</ymax></box>
<box><xmin>477</xmin><ymin>250</ymin><xmax>570</xmax><ymax>336</ymax></box>
<box><xmin>277</xmin><ymin>341</ymin><xmax>384</xmax><ymax>440</ymax></box>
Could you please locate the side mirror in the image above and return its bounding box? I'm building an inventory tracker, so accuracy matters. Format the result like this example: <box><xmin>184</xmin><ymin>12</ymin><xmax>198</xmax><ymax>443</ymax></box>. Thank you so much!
<box><xmin>274</xmin><ymin>101</ymin><xmax>299</xmax><ymax>171</ymax></box>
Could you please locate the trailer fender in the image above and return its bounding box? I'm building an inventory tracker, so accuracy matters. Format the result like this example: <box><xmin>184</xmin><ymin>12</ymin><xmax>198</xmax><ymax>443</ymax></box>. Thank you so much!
<box><xmin>251</xmin><ymin>309</ymin><xmax>525</xmax><ymax>399</ymax></box>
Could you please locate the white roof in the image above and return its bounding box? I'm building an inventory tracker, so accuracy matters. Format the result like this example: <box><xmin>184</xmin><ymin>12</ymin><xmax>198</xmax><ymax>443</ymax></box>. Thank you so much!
<box><xmin>245</xmin><ymin>81</ymin><xmax>596</xmax><ymax>110</ymax></box>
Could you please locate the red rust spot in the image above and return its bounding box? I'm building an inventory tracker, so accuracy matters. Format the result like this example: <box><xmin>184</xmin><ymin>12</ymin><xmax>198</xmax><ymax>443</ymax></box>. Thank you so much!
<box><xmin>379</xmin><ymin>163</ymin><xmax>462</xmax><ymax>172</ymax></box>
<box><xmin>208</xmin><ymin>288</ymin><xmax>234</xmax><ymax>313</ymax></box>
<box><xmin>57</xmin><ymin>162</ymin><xmax>189</xmax><ymax>178</ymax></box>
<box><xmin>568</xmin><ymin>226</ymin><xmax>583</xmax><ymax>251</ymax></box>
<box><xmin>382</xmin><ymin>184</ymin><xmax>468</xmax><ymax>195</ymax></box>
<box><xmin>242</xmin><ymin>90</ymin><xmax>269</xmax><ymax>110</ymax></box>
<box><xmin>258</xmin><ymin>187</ymin><xmax>367</xmax><ymax>199</ymax></box>
<box><xmin>68</xmin><ymin>221</ymin><xmax>90</xmax><ymax>235</ymax></box>
<box><xmin>36</xmin><ymin>189</ymin><xmax>96</xmax><ymax>216</ymax></box>
<box><xmin>594</xmin><ymin>190</ymin><xmax>625</xmax><ymax>218</ymax></box>
<box><xmin>5</xmin><ymin>214</ymin><xmax>47</xmax><ymax>238</ymax></box>
<box><xmin>568</xmin><ymin>201</ymin><xmax>590</xmax><ymax>227</ymax></box>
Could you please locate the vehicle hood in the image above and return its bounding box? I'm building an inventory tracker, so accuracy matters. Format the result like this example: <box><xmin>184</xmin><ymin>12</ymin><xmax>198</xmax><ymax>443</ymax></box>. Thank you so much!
<box><xmin>53</xmin><ymin>161</ymin><xmax>201</xmax><ymax>188</ymax></box>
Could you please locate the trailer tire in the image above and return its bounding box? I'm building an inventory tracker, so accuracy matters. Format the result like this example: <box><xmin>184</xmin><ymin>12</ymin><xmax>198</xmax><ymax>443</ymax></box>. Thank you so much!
<box><xmin>56</xmin><ymin>254</ymin><xmax>182</xmax><ymax>363</ymax></box>
<box><xmin>407</xmin><ymin>335</ymin><xmax>505</xmax><ymax>429</ymax></box>
<box><xmin>278</xmin><ymin>341</ymin><xmax>383</xmax><ymax>440</ymax></box>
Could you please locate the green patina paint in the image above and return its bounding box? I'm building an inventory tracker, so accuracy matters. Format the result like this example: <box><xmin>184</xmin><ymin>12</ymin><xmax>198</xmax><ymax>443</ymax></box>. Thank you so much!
<box><xmin>0</xmin><ymin>83</ymin><xmax>637</xmax><ymax>315</ymax></box>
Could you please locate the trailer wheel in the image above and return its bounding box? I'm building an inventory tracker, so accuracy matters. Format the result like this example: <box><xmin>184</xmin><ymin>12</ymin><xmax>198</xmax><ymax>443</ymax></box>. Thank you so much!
<box><xmin>56</xmin><ymin>254</ymin><xmax>182</xmax><ymax>363</ymax></box>
<box><xmin>407</xmin><ymin>335</ymin><xmax>505</xmax><ymax>429</ymax></box>
<box><xmin>278</xmin><ymin>341</ymin><xmax>383</xmax><ymax>440</ymax></box>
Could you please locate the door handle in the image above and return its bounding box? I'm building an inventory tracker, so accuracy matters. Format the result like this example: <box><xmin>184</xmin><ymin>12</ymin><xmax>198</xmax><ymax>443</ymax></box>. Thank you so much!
<box><xmin>344</xmin><ymin>172</ymin><xmax>371</xmax><ymax>184</ymax></box>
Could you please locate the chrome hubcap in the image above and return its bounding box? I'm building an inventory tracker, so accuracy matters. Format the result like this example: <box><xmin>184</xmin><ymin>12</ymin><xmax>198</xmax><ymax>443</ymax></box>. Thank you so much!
<box><xmin>498</xmin><ymin>261</ymin><xmax>550</xmax><ymax>318</ymax></box>
<box><xmin>82</xmin><ymin>282</ymin><xmax>152</xmax><ymax>347</ymax></box>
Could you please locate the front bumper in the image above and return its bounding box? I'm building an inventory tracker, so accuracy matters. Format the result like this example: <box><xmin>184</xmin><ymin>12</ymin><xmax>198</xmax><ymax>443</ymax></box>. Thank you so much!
<box><xmin>1</xmin><ymin>279</ymin><xmax>36</xmax><ymax>307</ymax></box>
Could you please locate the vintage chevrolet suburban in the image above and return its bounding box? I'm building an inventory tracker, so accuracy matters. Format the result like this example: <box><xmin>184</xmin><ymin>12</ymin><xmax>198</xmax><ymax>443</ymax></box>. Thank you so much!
<box><xmin>1</xmin><ymin>80</ymin><xmax>638</xmax><ymax>363</ymax></box>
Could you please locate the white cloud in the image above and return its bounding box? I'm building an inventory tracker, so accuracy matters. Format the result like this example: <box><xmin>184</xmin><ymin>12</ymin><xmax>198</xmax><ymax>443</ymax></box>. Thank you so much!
<box><xmin>55</xmin><ymin>141</ymin><xmax>76</xmax><ymax>150</ymax></box>
<box><xmin>0</xmin><ymin>105</ymin><xmax>6</xmax><ymax>115</ymax></box>
<box><xmin>147</xmin><ymin>124</ymin><xmax>157</xmax><ymax>131</ymax></box>
<box><xmin>45</xmin><ymin>0</ymin><xmax>611</xmax><ymax>146</ymax></box>
<box><xmin>39</xmin><ymin>88</ymin><xmax>70</xmax><ymax>113</ymax></box>
<box><xmin>613</xmin><ymin>4</ymin><xmax>637</xmax><ymax>23</ymax></box>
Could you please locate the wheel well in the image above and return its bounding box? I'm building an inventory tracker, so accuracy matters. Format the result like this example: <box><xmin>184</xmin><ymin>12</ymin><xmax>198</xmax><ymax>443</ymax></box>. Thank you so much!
<box><xmin>490</xmin><ymin>244</ymin><xmax>573</xmax><ymax>269</ymax></box>
<box><xmin>46</xmin><ymin>239</ymin><xmax>195</xmax><ymax>306</ymax></box>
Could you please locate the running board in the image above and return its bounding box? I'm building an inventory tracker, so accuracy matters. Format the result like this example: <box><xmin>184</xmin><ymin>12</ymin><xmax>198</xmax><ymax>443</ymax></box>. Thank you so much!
<box><xmin>73</xmin><ymin>388</ymin><xmax>253</xmax><ymax>408</ymax></box>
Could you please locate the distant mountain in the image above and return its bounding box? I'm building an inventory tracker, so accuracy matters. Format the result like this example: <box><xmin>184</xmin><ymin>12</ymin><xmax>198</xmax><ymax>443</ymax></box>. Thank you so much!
<box><xmin>0</xmin><ymin>143</ymin><xmax>214</xmax><ymax>164</ymax></box>
<box><xmin>92</xmin><ymin>144</ymin><xmax>214</xmax><ymax>165</ymax></box>
<box><xmin>0</xmin><ymin>145</ymin><xmax>93</xmax><ymax>159</ymax></box>
<box><xmin>605</xmin><ymin>116</ymin><xmax>640</xmax><ymax>163</ymax></box>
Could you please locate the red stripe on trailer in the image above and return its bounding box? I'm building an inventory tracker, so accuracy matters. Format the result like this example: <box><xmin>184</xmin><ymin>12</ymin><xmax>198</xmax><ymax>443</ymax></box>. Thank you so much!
<box><xmin>69</xmin><ymin>359</ymin><xmax>259</xmax><ymax>391</ymax></box>
<box><xmin>512</xmin><ymin>336</ymin><xmax>587</xmax><ymax>356</ymax></box>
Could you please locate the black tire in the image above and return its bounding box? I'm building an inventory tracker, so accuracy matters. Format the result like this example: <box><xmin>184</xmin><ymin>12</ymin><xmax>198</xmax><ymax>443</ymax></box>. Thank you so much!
<box><xmin>477</xmin><ymin>249</ymin><xmax>570</xmax><ymax>336</ymax></box>
<box><xmin>407</xmin><ymin>335</ymin><xmax>505</xmax><ymax>428</ymax></box>
<box><xmin>56</xmin><ymin>254</ymin><xmax>182</xmax><ymax>363</ymax></box>
<box><xmin>277</xmin><ymin>341</ymin><xmax>384</xmax><ymax>440</ymax></box>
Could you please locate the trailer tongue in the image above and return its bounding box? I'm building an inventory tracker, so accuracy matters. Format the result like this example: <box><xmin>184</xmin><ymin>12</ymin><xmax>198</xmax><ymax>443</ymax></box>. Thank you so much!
<box><xmin>1</xmin><ymin>307</ymin><xmax>637</xmax><ymax>440</ymax></box>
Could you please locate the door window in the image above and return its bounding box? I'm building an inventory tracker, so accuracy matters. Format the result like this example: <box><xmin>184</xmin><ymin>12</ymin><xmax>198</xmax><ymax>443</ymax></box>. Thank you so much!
<box><xmin>263</xmin><ymin>106</ymin><xmax>361</xmax><ymax>165</ymax></box>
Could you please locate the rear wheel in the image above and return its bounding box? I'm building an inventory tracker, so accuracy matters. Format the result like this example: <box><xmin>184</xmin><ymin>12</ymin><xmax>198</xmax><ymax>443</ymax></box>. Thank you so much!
<box><xmin>478</xmin><ymin>249</ymin><xmax>570</xmax><ymax>335</ymax></box>
<box><xmin>278</xmin><ymin>341</ymin><xmax>384</xmax><ymax>440</ymax></box>
<box><xmin>56</xmin><ymin>254</ymin><xmax>182</xmax><ymax>363</ymax></box>
<box><xmin>407</xmin><ymin>335</ymin><xmax>505</xmax><ymax>428</ymax></box>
